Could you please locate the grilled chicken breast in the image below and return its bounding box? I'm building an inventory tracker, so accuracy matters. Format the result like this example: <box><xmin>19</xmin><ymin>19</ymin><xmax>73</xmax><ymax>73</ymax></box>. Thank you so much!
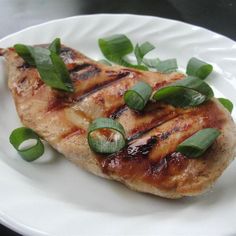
<box><xmin>1</xmin><ymin>45</ymin><xmax>236</xmax><ymax>199</ymax></box>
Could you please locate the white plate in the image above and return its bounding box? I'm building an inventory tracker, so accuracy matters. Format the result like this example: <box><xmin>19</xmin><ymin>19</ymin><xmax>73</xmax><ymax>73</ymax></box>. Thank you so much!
<box><xmin>0</xmin><ymin>14</ymin><xmax>236</xmax><ymax>236</ymax></box>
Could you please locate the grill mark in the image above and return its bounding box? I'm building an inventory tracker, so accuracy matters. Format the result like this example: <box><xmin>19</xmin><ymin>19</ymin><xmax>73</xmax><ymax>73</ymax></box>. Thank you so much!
<box><xmin>15</xmin><ymin>73</ymin><xmax>44</xmax><ymax>96</ymax></box>
<box><xmin>109</xmin><ymin>105</ymin><xmax>128</xmax><ymax>119</ymax></box>
<box><xmin>47</xmin><ymin>70</ymin><xmax>132</xmax><ymax>111</ymax></box>
<box><xmin>106</xmin><ymin>70</ymin><xmax>131</xmax><ymax>79</ymax></box>
<box><xmin>60</xmin><ymin>47</ymin><xmax>76</xmax><ymax>63</ymax></box>
<box><xmin>68</xmin><ymin>63</ymin><xmax>91</xmax><ymax>73</ymax></box>
<box><xmin>100</xmin><ymin>101</ymin><xmax>226</xmax><ymax>187</ymax></box>
<box><xmin>73</xmin><ymin>70</ymin><xmax>132</xmax><ymax>102</ymax></box>
<box><xmin>71</xmin><ymin>65</ymin><xmax>101</xmax><ymax>81</ymax></box>
<box><xmin>126</xmin><ymin>136</ymin><xmax>158</xmax><ymax>159</ymax></box>
<box><xmin>103</xmin><ymin>122</ymin><xmax>183</xmax><ymax>165</ymax></box>
<box><xmin>47</xmin><ymin>93</ymin><xmax>73</xmax><ymax>111</ymax></box>
<box><xmin>127</xmin><ymin>112</ymin><xmax>179</xmax><ymax>142</ymax></box>
<box><xmin>17</xmin><ymin>62</ymin><xmax>31</xmax><ymax>70</ymax></box>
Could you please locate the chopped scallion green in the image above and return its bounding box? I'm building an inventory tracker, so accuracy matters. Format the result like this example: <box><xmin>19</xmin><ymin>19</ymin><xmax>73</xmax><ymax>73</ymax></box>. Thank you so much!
<box><xmin>152</xmin><ymin>76</ymin><xmax>214</xmax><ymax>107</ymax></box>
<box><xmin>9</xmin><ymin>127</ymin><xmax>44</xmax><ymax>162</ymax></box>
<box><xmin>186</xmin><ymin>57</ymin><xmax>213</xmax><ymax>80</ymax></box>
<box><xmin>87</xmin><ymin>118</ymin><xmax>126</xmax><ymax>154</ymax></box>
<box><xmin>124</xmin><ymin>81</ymin><xmax>152</xmax><ymax>111</ymax></box>
<box><xmin>177</xmin><ymin>128</ymin><xmax>220</xmax><ymax>158</ymax></box>
<box><xmin>218</xmin><ymin>98</ymin><xmax>233</xmax><ymax>113</ymax></box>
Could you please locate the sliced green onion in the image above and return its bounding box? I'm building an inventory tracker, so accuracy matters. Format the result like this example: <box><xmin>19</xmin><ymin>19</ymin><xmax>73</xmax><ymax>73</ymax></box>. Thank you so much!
<box><xmin>134</xmin><ymin>42</ymin><xmax>155</xmax><ymax>65</ymax></box>
<box><xmin>186</xmin><ymin>57</ymin><xmax>213</xmax><ymax>80</ymax></box>
<box><xmin>14</xmin><ymin>44</ymin><xmax>36</xmax><ymax>66</ymax></box>
<box><xmin>88</xmin><ymin>118</ymin><xmax>126</xmax><ymax>154</ymax></box>
<box><xmin>155</xmin><ymin>59</ymin><xmax>178</xmax><ymax>73</ymax></box>
<box><xmin>119</xmin><ymin>59</ymin><xmax>149</xmax><ymax>71</ymax></box>
<box><xmin>98</xmin><ymin>59</ymin><xmax>112</xmax><ymax>66</ymax></box>
<box><xmin>14</xmin><ymin>43</ymin><xmax>74</xmax><ymax>92</ymax></box>
<box><xmin>143</xmin><ymin>58</ymin><xmax>161</xmax><ymax>68</ymax></box>
<box><xmin>218</xmin><ymin>98</ymin><xmax>233</xmax><ymax>113</ymax></box>
<box><xmin>48</xmin><ymin>51</ymin><xmax>74</xmax><ymax>92</ymax></box>
<box><xmin>98</xmin><ymin>34</ymin><xmax>133</xmax><ymax>63</ymax></box>
<box><xmin>9</xmin><ymin>127</ymin><xmax>44</xmax><ymax>162</ymax></box>
<box><xmin>152</xmin><ymin>76</ymin><xmax>214</xmax><ymax>107</ymax></box>
<box><xmin>49</xmin><ymin>38</ymin><xmax>61</xmax><ymax>54</ymax></box>
<box><xmin>124</xmin><ymin>81</ymin><xmax>152</xmax><ymax>111</ymax></box>
<box><xmin>98</xmin><ymin>34</ymin><xmax>148</xmax><ymax>71</ymax></box>
<box><xmin>176</xmin><ymin>128</ymin><xmax>220</xmax><ymax>158</ymax></box>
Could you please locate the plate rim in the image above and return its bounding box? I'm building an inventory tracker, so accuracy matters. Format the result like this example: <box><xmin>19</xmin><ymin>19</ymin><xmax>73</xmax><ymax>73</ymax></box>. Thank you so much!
<box><xmin>1</xmin><ymin>13</ymin><xmax>236</xmax><ymax>45</ymax></box>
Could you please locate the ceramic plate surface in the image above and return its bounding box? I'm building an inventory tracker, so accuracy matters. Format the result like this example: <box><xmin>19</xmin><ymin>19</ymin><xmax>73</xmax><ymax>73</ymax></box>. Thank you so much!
<box><xmin>0</xmin><ymin>14</ymin><xmax>236</xmax><ymax>236</ymax></box>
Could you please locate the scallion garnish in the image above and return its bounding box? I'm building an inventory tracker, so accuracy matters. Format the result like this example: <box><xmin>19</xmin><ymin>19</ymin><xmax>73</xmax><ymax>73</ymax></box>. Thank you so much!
<box><xmin>124</xmin><ymin>81</ymin><xmax>152</xmax><ymax>111</ymax></box>
<box><xmin>186</xmin><ymin>57</ymin><xmax>213</xmax><ymax>80</ymax></box>
<box><xmin>49</xmin><ymin>38</ymin><xmax>61</xmax><ymax>54</ymax></box>
<box><xmin>152</xmin><ymin>76</ymin><xmax>214</xmax><ymax>107</ymax></box>
<box><xmin>14</xmin><ymin>42</ymin><xmax>74</xmax><ymax>92</ymax></box>
<box><xmin>155</xmin><ymin>58</ymin><xmax>178</xmax><ymax>73</ymax></box>
<box><xmin>176</xmin><ymin>128</ymin><xmax>220</xmax><ymax>158</ymax></box>
<box><xmin>98</xmin><ymin>34</ymin><xmax>148</xmax><ymax>71</ymax></box>
<box><xmin>9</xmin><ymin>127</ymin><xmax>44</xmax><ymax>162</ymax></box>
<box><xmin>98</xmin><ymin>34</ymin><xmax>133</xmax><ymax>63</ymax></box>
<box><xmin>134</xmin><ymin>42</ymin><xmax>155</xmax><ymax>65</ymax></box>
<box><xmin>14</xmin><ymin>44</ymin><xmax>36</xmax><ymax>66</ymax></box>
<box><xmin>143</xmin><ymin>58</ymin><xmax>160</xmax><ymax>68</ymax></box>
<box><xmin>218</xmin><ymin>98</ymin><xmax>233</xmax><ymax>113</ymax></box>
<box><xmin>88</xmin><ymin>118</ymin><xmax>126</xmax><ymax>154</ymax></box>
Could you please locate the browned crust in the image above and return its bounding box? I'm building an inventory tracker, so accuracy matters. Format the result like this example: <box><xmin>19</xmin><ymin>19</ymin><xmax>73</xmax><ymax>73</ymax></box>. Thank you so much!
<box><xmin>4</xmin><ymin>45</ymin><xmax>236</xmax><ymax>199</ymax></box>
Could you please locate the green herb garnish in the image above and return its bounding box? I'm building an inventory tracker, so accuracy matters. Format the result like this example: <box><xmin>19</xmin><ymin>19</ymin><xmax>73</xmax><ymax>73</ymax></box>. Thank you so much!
<box><xmin>218</xmin><ymin>98</ymin><xmax>233</xmax><ymax>113</ymax></box>
<box><xmin>14</xmin><ymin>41</ymin><xmax>74</xmax><ymax>92</ymax></box>
<box><xmin>88</xmin><ymin>118</ymin><xmax>126</xmax><ymax>154</ymax></box>
<box><xmin>177</xmin><ymin>128</ymin><xmax>220</xmax><ymax>158</ymax></box>
<box><xmin>124</xmin><ymin>81</ymin><xmax>152</xmax><ymax>111</ymax></box>
<box><xmin>186</xmin><ymin>57</ymin><xmax>213</xmax><ymax>80</ymax></box>
<box><xmin>9</xmin><ymin>127</ymin><xmax>44</xmax><ymax>162</ymax></box>
<box><xmin>152</xmin><ymin>76</ymin><xmax>214</xmax><ymax>107</ymax></box>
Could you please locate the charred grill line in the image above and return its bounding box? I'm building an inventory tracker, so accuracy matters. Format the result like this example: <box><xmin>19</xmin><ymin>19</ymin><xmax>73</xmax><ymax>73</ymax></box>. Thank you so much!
<box><xmin>17</xmin><ymin>62</ymin><xmax>31</xmax><ymax>70</ymax></box>
<box><xmin>109</xmin><ymin>105</ymin><xmax>128</xmax><ymax>119</ymax></box>
<box><xmin>127</xmin><ymin>114</ymin><xmax>180</xmax><ymax>142</ymax></box>
<box><xmin>71</xmin><ymin>65</ymin><xmax>101</xmax><ymax>81</ymax></box>
<box><xmin>68</xmin><ymin>63</ymin><xmax>91</xmax><ymax>73</ymax></box>
<box><xmin>127</xmin><ymin>127</ymin><xmax>154</xmax><ymax>142</ymax></box>
<box><xmin>47</xmin><ymin>70</ymin><xmax>132</xmax><ymax>110</ymax></box>
<box><xmin>74</xmin><ymin>71</ymin><xmax>132</xmax><ymax>102</ymax></box>
<box><xmin>106</xmin><ymin>70</ymin><xmax>131</xmax><ymax>79</ymax></box>
<box><xmin>60</xmin><ymin>47</ymin><xmax>76</xmax><ymax>62</ymax></box>
<box><xmin>126</xmin><ymin>136</ymin><xmax>158</xmax><ymax>158</ymax></box>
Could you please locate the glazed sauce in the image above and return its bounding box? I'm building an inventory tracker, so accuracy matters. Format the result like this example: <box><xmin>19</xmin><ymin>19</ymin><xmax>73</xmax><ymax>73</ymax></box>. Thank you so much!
<box><xmin>99</xmin><ymin>100</ymin><xmax>226</xmax><ymax>190</ymax></box>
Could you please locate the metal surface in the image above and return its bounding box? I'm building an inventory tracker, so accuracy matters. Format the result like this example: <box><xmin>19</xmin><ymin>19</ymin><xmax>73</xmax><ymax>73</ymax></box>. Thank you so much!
<box><xmin>0</xmin><ymin>0</ymin><xmax>235</xmax><ymax>235</ymax></box>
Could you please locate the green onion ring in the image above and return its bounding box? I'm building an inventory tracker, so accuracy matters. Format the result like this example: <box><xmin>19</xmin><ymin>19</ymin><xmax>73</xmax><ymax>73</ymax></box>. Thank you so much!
<box><xmin>218</xmin><ymin>98</ymin><xmax>233</xmax><ymax>113</ymax></box>
<box><xmin>155</xmin><ymin>58</ymin><xmax>178</xmax><ymax>73</ymax></box>
<box><xmin>124</xmin><ymin>81</ymin><xmax>152</xmax><ymax>111</ymax></box>
<box><xmin>152</xmin><ymin>76</ymin><xmax>214</xmax><ymax>107</ymax></box>
<box><xmin>176</xmin><ymin>128</ymin><xmax>221</xmax><ymax>158</ymax></box>
<box><xmin>9</xmin><ymin>127</ymin><xmax>44</xmax><ymax>162</ymax></box>
<box><xmin>186</xmin><ymin>57</ymin><xmax>213</xmax><ymax>80</ymax></box>
<box><xmin>88</xmin><ymin>118</ymin><xmax>126</xmax><ymax>154</ymax></box>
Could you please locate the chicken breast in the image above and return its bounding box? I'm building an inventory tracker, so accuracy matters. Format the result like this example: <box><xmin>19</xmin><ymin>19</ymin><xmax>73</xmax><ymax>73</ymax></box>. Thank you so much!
<box><xmin>1</xmin><ymin>45</ymin><xmax>236</xmax><ymax>199</ymax></box>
